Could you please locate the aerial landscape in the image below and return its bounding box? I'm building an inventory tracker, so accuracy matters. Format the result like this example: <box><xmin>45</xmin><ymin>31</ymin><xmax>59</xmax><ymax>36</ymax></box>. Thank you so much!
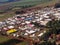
<box><xmin>0</xmin><ymin>0</ymin><xmax>60</xmax><ymax>45</ymax></box>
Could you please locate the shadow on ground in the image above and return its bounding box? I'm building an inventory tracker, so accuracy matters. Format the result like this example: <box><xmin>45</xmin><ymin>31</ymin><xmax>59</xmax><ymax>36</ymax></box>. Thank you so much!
<box><xmin>0</xmin><ymin>39</ymin><xmax>22</xmax><ymax>45</ymax></box>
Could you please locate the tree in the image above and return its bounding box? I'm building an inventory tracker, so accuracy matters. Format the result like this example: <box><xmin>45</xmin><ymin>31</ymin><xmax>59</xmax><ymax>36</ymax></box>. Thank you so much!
<box><xmin>55</xmin><ymin>3</ymin><xmax>60</xmax><ymax>8</ymax></box>
<box><xmin>37</xmin><ymin>41</ymin><xmax>56</xmax><ymax>45</ymax></box>
<box><xmin>46</xmin><ymin>20</ymin><xmax>60</xmax><ymax>34</ymax></box>
<box><xmin>15</xmin><ymin>10</ymin><xmax>26</xmax><ymax>14</ymax></box>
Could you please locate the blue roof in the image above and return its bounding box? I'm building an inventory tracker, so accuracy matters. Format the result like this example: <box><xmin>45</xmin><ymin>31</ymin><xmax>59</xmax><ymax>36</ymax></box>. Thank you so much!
<box><xmin>25</xmin><ymin>17</ymin><xmax>34</xmax><ymax>20</ymax></box>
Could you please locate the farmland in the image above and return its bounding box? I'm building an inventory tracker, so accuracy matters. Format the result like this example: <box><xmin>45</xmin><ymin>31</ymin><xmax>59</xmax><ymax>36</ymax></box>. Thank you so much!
<box><xmin>0</xmin><ymin>0</ymin><xmax>53</xmax><ymax>11</ymax></box>
<box><xmin>12</xmin><ymin>0</ymin><xmax>52</xmax><ymax>6</ymax></box>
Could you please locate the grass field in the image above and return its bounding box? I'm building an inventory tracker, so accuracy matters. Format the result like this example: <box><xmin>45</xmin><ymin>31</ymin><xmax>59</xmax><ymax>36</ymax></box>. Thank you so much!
<box><xmin>12</xmin><ymin>0</ymin><xmax>51</xmax><ymax>6</ymax></box>
<box><xmin>0</xmin><ymin>13</ymin><xmax>15</xmax><ymax>21</ymax></box>
<box><xmin>0</xmin><ymin>0</ymin><xmax>59</xmax><ymax>11</ymax></box>
<box><xmin>0</xmin><ymin>35</ymin><xmax>27</xmax><ymax>45</ymax></box>
<box><xmin>0</xmin><ymin>0</ymin><xmax>52</xmax><ymax>6</ymax></box>
<box><xmin>0</xmin><ymin>35</ymin><xmax>10</xmax><ymax>43</ymax></box>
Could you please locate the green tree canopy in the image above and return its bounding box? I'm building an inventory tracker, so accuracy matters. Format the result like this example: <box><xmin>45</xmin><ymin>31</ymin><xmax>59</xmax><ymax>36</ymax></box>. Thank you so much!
<box><xmin>46</xmin><ymin>20</ymin><xmax>60</xmax><ymax>34</ymax></box>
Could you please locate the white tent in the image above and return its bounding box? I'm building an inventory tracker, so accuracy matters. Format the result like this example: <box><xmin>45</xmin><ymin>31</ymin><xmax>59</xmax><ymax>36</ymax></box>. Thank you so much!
<box><xmin>26</xmin><ymin>30</ymin><xmax>35</xmax><ymax>34</ymax></box>
<box><xmin>25</xmin><ymin>21</ymin><xmax>30</xmax><ymax>24</ymax></box>
<box><xmin>24</xmin><ymin>33</ymin><xmax>28</xmax><ymax>35</ymax></box>
<box><xmin>38</xmin><ymin>33</ymin><xmax>44</xmax><ymax>37</ymax></box>
<box><xmin>30</xmin><ymin>34</ymin><xmax>35</xmax><ymax>37</ymax></box>
<box><xmin>8</xmin><ymin>26</ymin><xmax>14</xmax><ymax>29</ymax></box>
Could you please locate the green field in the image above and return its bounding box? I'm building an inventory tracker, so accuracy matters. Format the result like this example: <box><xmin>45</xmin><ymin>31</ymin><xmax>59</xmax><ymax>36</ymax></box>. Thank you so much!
<box><xmin>0</xmin><ymin>0</ymin><xmax>59</xmax><ymax>11</ymax></box>
<box><xmin>0</xmin><ymin>0</ymin><xmax>54</xmax><ymax>13</ymax></box>
<box><xmin>12</xmin><ymin>0</ymin><xmax>51</xmax><ymax>6</ymax></box>
<box><xmin>0</xmin><ymin>35</ymin><xmax>27</xmax><ymax>45</ymax></box>
<box><xmin>0</xmin><ymin>35</ymin><xmax>10</xmax><ymax>43</ymax></box>
<box><xmin>0</xmin><ymin>0</ymin><xmax>53</xmax><ymax>7</ymax></box>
